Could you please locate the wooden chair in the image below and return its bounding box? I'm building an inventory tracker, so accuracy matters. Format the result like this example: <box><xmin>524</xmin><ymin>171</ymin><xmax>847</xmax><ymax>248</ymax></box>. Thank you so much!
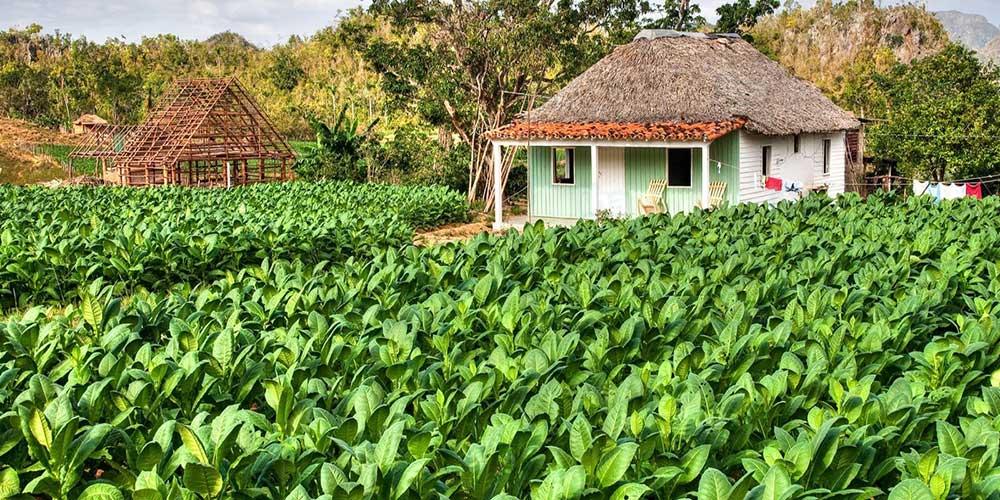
<box><xmin>637</xmin><ymin>179</ymin><xmax>668</xmax><ymax>215</ymax></box>
<box><xmin>706</xmin><ymin>182</ymin><xmax>728</xmax><ymax>208</ymax></box>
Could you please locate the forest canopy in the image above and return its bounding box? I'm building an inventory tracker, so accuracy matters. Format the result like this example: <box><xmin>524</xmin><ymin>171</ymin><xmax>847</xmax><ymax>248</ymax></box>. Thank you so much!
<box><xmin>0</xmin><ymin>0</ymin><xmax>996</xmax><ymax>192</ymax></box>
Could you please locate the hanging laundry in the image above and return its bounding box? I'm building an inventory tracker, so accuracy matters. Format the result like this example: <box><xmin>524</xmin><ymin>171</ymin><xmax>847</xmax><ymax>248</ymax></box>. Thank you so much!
<box><xmin>765</xmin><ymin>177</ymin><xmax>783</xmax><ymax>191</ymax></box>
<box><xmin>913</xmin><ymin>180</ymin><xmax>930</xmax><ymax>196</ymax></box>
<box><xmin>941</xmin><ymin>183</ymin><xmax>966</xmax><ymax>200</ymax></box>
<box><xmin>927</xmin><ymin>183</ymin><xmax>942</xmax><ymax>202</ymax></box>
<box><xmin>967</xmin><ymin>182</ymin><xmax>983</xmax><ymax>200</ymax></box>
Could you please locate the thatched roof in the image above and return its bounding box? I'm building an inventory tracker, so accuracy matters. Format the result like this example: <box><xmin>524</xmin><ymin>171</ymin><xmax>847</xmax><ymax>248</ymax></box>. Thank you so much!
<box><xmin>492</xmin><ymin>31</ymin><xmax>859</xmax><ymax>140</ymax></box>
<box><xmin>74</xmin><ymin>114</ymin><xmax>107</xmax><ymax>126</ymax></box>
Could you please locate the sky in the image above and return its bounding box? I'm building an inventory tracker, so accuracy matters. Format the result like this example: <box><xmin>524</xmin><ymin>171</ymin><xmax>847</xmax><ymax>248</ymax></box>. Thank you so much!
<box><xmin>3</xmin><ymin>0</ymin><xmax>1000</xmax><ymax>47</ymax></box>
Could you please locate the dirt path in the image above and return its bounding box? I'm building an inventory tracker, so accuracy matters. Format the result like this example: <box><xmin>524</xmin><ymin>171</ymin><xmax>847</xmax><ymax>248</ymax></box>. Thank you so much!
<box><xmin>415</xmin><ymin>221</ymin><xmax>492</xmax><ymax>246</ymax></box>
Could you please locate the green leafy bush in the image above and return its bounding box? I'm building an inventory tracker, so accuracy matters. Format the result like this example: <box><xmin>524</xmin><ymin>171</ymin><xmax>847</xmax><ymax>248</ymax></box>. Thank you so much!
<box><xmin>3</xmin><ymin>193</ymin><xmax>1000</xmax><ymax>498</ymax></box>
<box><xmin>0</xmin><ymin>181</ymin><xmax>468</xmax><ymax>310</ymax></box>
<box><xmin>293</xmin><ymin>105</ymin><xmax>379</xmax><ymax>182</ymax></box>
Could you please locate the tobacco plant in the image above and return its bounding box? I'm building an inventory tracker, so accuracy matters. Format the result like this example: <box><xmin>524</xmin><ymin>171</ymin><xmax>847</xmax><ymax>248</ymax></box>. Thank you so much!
<box><xmin>0</xmin><ymin>181</ymin><xmax>469</xmax><ymax>311</ymax></box>
<box><xmin>2</xmin><ymin>193</ymin><xmax>1000</xmax><ymax>498</ymax></box>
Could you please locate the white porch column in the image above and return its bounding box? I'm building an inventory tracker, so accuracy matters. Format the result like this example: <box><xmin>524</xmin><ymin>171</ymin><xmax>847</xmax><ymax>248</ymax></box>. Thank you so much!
<box><xmin>591</xmin><ymin>144</ymin><xmax>599</xmax><ymax>219</ymax></box>
<box><xmin>701</xmin><ymin>144</ymin><xmax>710</xmax><ymax>209</ymax></box>
<box><xmin>492</xmin><ymin>142</ymin><xmax>504</xmax><ymax>230</ymax></box>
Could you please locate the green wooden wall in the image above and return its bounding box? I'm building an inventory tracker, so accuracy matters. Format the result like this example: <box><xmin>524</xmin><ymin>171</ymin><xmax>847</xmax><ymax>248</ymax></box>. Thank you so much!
<box><xmin>526</xmin><ymin>136</ymin><xmax>740</xmax><ymax>219</ymax></box>
<box><xmin>708</xmin><ymin>131</ymin><xmax>740</xmax><ymax>205</ymax></box>
<box><xmin>624</xmin><ymin>147</ymin><xmax>704</xmax><ymax>215</ymax></box>
<box><xmin>528</xmin><ymin>146</ymin><xmax>593</xmax><ymax>219</ymax></box>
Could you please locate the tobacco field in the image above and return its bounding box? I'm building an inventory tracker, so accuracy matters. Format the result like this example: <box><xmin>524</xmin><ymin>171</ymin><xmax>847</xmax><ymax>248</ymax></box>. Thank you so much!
<box><xmin>0</xmin><ymin>181</ymin><xmax>469</xmax><ymax>311</ymax></box>
<box><xmin>2</xmin><ymin>192</ymin><xmax>1000</xmax><ymax>499</ymax></box>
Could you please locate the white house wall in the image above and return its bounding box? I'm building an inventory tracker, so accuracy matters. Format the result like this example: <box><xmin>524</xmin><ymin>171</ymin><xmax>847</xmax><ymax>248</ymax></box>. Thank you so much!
<box><xmin>738</xmin><ymin>130</ymin><xmax>847</xmax><ymax>203</ymax></box>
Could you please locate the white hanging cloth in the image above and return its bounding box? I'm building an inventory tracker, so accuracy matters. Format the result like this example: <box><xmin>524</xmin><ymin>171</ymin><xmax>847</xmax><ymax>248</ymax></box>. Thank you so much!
<box><xmin>941</xmin><ymin>183</ymin><xmax>966</xmax><ymax>200</ymax></box>
<box><xmin>913</xmin><ymin>180</ymin><xmax>930</xmax><ymax>196</ymax></box>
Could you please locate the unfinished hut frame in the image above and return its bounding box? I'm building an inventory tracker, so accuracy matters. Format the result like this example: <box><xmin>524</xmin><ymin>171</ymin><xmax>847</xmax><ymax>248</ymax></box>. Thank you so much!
<box><xmin>70</xmin><ymin>77</ymin><xmax>295</xmax><ymax>187</ymax></box>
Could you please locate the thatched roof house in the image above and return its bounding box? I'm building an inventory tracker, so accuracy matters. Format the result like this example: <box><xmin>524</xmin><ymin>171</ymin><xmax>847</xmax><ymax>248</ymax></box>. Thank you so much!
<box><xmin>486</xmin><ymin>31</ymin><xmax>861</xmax><ymax>228</ymax></box>
<box><xmin>72</xmin><ymin>114</ymin><xmax>108</xmax><ymax>134</ymax></box>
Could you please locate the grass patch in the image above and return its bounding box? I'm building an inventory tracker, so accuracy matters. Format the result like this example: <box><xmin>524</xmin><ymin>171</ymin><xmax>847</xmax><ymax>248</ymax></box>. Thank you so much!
<box><xmin>34</xmin><ymin>143</ymin><xmax>97</xmax><ymax>175</ymax></box>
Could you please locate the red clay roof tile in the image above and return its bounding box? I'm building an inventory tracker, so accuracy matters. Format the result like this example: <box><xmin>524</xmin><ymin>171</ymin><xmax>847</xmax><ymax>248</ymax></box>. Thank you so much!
<box><xmin>485</xmin><ymin>118</ymin><xmax>747</xmax><ymax>142</ymax></box>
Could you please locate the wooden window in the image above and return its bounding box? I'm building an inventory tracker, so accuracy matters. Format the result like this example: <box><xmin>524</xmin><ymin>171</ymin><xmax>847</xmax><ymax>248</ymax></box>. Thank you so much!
<box><xmin>667</xmin><ymin>148</ymin><xmax>692</xmax><ymax>187</ymax></box>
<box><xmin>793</xmin><ymin>134</ymin><xmax>801</xmax><ymax>154</ymax></box>
<box><xmin>822</xmin><ymin>139</ymin><xmax>831</xmax><ymax>174</ymax></box>
<box><xmin>762</xmin><ymin>146</ymin><xmax>772</xmax><ymax>177</ymax></box>
<box><xmin>552</xmin><ymin>148</ymin><xmax>575</xmax><ymax>185</ymax></box>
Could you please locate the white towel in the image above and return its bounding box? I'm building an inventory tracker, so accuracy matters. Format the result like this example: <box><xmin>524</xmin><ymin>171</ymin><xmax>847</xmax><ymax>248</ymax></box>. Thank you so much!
<box><xmin>941</xmin><ymin>183</ymin><xmax>966</xmax><ymax>200</ymax></box>
<box><xmin>913</xmin><ymin>180</ymin><xmax>930</xmax><ymax>196</ymax></box>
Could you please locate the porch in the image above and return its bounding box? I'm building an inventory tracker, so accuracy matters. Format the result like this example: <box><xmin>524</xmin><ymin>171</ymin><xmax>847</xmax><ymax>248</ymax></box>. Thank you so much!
<box><xmin>490</xmin><ymin>135</ymin><xmax>740</xmax><ymax>229</ymax></box>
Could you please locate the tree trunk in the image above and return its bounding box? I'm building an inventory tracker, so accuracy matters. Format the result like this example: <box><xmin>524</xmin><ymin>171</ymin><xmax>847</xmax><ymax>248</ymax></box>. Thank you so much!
<box><xmin>676</xmin><ymin>0</ymin><xmax>691</xmax><ymax>30</ymax></box>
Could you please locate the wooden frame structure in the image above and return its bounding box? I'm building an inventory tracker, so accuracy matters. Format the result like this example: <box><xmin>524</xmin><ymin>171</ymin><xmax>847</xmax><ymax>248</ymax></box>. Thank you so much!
<box><xmin>68</xmin><ymin>123</ymin><xmax>137</xmax><ymax>183</ymax></box>
<box><xmin>71</xmin><ymin>77</ymin><xmax>295</xmax><ymax>187</ymax></box>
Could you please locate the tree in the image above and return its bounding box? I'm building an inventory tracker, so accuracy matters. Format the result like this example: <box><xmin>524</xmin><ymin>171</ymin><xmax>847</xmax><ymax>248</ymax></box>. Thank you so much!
<box><xmin>715</xmin><ymin>0</ymin><xmax>779</xmax><ymax>35</ymax></box>
<box><xmin>868</xmin><ymin>44</ymin><xmax>1000</xmax><ymax>181</ymax></box>
<box><xmin>295</xmin><ymin>100</ymin><xmax>379</xmax><ymax>182</ymax></box>
<box><xmin>646</xmin><ymin>0</ymin><xmax>706</xmax><ymax>31</ymax></box>
<box><xmin>340</xmin><ymin>1</ymin><xmax>647</xmax><ymax>208</ymax></box>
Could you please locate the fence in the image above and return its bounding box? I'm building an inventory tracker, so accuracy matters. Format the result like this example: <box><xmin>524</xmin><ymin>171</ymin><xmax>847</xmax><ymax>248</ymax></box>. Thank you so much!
<box><xmin>17</xmin><ymin>142</ymin><xmax>96</xmax><ymax>176</ymax></box>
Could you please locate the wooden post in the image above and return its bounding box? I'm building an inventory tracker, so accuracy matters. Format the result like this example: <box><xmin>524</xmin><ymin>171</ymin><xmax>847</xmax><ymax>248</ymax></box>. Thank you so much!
<box><xmin>701</xmin><ymin>144</ymin><xmax>710</xmax><ymax>209</ymax></box>
<box><xmin>591</xmin><ymin>144</ymin><xmax>599</xmax><ymax>219</ymax></box>
<box><xmin>492</xmin><ymin>143</ymin><xmax>503</xmax><ymax>230</ymax></box>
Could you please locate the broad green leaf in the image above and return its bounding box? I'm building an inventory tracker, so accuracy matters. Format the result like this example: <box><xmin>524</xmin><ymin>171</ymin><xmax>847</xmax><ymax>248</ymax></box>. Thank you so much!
<box><xmin>132</xmin><ymin>490</ymin><xmax>163</xmax><ymax>500</ymax></box>
<box><xmin>596</xmin><ymin>442</ymin><xmax>638</xmax><ymax>488</ymax></box>
<box><xmin>0</xmin><ymin>468</ymin><xmax>18</xmax><ymax>499</ymax></box>
<box><xmin>887</xmin><ymin>479</ymin><xmax>934</xmax><ymax>500</ymax></box>
<box><xmin>680</xmin><ymin>444</ymin><xmax>711</xmax><ymax>483</ymax></box>
<box><xmin>70</xmin><ymin>424</ymin><xmax>112</xmax><ymax>472</ymax></box>
<box><xmin>81</xmin><ymin>292</ymin><xmax>103</xmax><ymax>331</ymax></box>
<box><xmin>28</xmin><ymin>409</ymin><xmax>52</xmax><ymax>450</ymax></box>
<box><xmin>212</xmin><ymin>330</ymin><xmax>234</xmax><ymax>367</ymax></box>
<box><xmin>78</xmin><ymin>483</ymin><xmax>124</xmax><ymax>500</ymax></box>
<box><xmin>375</xmin><ymin>420</ymin><xmax>406</xmax><ymax>474</ymax></box>
<box><xmin>755</xmin><ymin>466</ymin><xmax>791</xmax><ymax>500</ymax></box>
<box><xmin>285</xmin><ymin>485</ymin><xmax>310</xmax><ymax>500</ymax></box>
<box><xmin>603</xmin><ymin>396</ymin><xmax>628</xmax><ymax>441</ymax></box>
<box><xmin>569</xmin><ymin>416</ymin><xmax>592</xmax><ymax>462</ymax></box>
<box><xmin>183</xmin><ymin>463</ymin><xmax>222</xmax><ymax>498</ymax></box>
<box><xmin>697</xmin><ymin>468</ymin><xmax>732</xmax><ymax>500</ymax></box>
<box><xmin>474</xmin><ymin>276</ymin><xmax>493</xmax><ymax>304</ymax></box>
<box><xmin>394</xmin><ymin>458</ymin><xmax>429</xmax><ymax>499</ymax></box>
<box><xmin>610</xmin><ymin>483</ymin><xmax>650</xmax><ymax>500</ymax></box>
<box><xmin>178</xmin><ymin>425</ymin><xmax>210</xmax><ymax>465</ymax></box>
<box><xmin>936</xmin><ymin>421</ymin><xmax>965</xmax><ymax>456</ymax></box>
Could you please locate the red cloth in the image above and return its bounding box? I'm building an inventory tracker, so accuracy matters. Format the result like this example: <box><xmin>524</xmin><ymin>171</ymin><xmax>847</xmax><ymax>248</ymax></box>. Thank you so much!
<box><xmin>765</xmin><ymin>177</ymin><xmax>783</xmax><ymax>191</ymax></box>
<box><xmin>967</xmin><ymin>183</ymin><xmax>983</xmax><ymax>199</ymax></box>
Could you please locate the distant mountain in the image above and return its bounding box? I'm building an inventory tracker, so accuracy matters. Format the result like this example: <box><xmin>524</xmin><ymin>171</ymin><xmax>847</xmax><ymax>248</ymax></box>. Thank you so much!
<box><xmin>751</xmin><ymin>2</ymin><xmax>949</xmax><ymax>103</ymax></box>
<box><xmin>933</xmin><ymin>10</ymin><xmax>999</xmax><ymax>50</ymax></box>
<box><xmin>934</xmin><ymin>10</ymin><xmax>1000</xmax><ymax>63</ymax></box>
<box><xmin>981</xmin><ymin>36</ymin><xmax>1000</xmax><ymax>62</ymax></box>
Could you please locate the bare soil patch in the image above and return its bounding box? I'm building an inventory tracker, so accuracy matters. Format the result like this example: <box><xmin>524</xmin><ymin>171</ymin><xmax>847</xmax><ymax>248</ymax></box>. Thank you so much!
<box><xmin>415</xmin><ymin>221</ymin><xmax>492</xmax><ymax>246</ymax></box>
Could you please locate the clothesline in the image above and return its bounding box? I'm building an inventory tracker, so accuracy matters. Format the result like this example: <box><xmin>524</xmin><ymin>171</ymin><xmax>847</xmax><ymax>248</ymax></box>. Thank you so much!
<box><xmin>867</xmin><ymin>172</ymin><xmax>1000</xmax><ymax>184</ymax></box>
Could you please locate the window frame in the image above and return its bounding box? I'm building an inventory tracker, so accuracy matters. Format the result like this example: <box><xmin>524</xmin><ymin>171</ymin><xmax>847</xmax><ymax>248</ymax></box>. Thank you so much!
<box><xmin>551</xmin><ymin>147</ymin><xmax>576</xmax><ymax>186</ymax></box>
<box><xmin>666</xmin><ymin>148</ymin><xmax>693</xmax><ymax>188</ymax></box>
<box><xmin>761</xmin><ymin>145</ymin><xmax>772</xmax><ymax>177</ymax></box>
<box><xmin>822</xmin><ymin>139</ymin><xmax>832</xmax><ymax>175</ymax></box>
